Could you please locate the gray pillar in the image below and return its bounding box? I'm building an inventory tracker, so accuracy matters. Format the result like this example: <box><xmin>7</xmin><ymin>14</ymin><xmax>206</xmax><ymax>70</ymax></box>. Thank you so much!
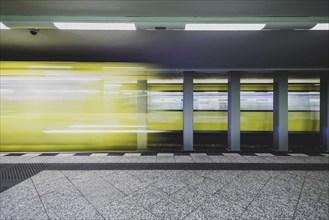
<box><xmin>137</xmin><ymin>80</ymin><xmax>147</xmax><ymax>149</ymax></box>
<box><xmin>183</xmin><ymin>72</ymin><xmax>193</xmax><ymax>151</ymax></box>
<box><xmin>228</xmin><ymin>72</ymin><xmax>240</xmax><ymax>151</ymax></box>
<box><xmin>273</xmin><ymin>73</ymin><xmax>288</xmax><ymax>151</ymax></box>
<box><xmin>320</xmin><ymin>74</ymin><xmax>329</xmax><ymax>152</ymax></box>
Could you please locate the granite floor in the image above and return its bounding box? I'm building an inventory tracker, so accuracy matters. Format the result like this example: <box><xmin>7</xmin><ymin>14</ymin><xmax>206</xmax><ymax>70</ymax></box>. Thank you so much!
<box><xmin>0</xmin><ymin>169</ymin><xmax>328</xmax><ymax>220</ymax></box>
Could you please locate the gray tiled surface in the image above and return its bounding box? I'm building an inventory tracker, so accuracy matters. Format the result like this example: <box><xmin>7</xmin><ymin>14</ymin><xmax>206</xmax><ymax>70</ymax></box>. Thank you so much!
<box><xmin>1</xmin><ymin>153</ymin><xmax>329</xmax><ymax>164</ymax></box>
<box><xmin>1</xmin><ymin>170</ymin><xmax>328</xmax><ymax>220</ymax></box>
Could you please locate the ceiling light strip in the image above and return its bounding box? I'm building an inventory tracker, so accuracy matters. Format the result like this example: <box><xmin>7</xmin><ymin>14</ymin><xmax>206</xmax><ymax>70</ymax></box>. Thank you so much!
<box><xmin>0</xmin><ymin>22</ymin><xmax>10</xmax><ymax>30</ymax></box>
<box><xmin>53</xmin><ymin>22</ymin><xmax>136</xmax><ymax>30</ymax></box>
<box><xmin>310</xmin><ymin>23</ymin><xmax>329</xmax><ymax>30</ymax></box>
<box><xmin>185</xmin><ymin>23</ymin><xmax>266</xmax><ymax>31</ymax></box>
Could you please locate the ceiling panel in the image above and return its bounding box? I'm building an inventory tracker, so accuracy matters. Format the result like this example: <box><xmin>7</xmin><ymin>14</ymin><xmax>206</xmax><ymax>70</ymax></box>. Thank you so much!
<box><xmin>1</xmin><ymin>0</ymin><xmax>328</xmax><ymax>17</ymax></box>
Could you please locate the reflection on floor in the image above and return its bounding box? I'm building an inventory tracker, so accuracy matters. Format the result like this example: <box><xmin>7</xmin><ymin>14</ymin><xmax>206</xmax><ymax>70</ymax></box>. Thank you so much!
<box><xmin>0</xmin><ymin>169</ymin><xmax>328</xmax><ymax>220</ymax></box>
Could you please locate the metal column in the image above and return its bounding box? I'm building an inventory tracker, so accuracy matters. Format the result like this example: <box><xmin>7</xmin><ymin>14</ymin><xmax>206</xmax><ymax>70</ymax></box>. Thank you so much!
<box><xmin>320</xmin><ymin>74</ymin><xmax>329</xmax><ymax>152</ymax></box>
<box><xmin>228</xmin><ymin>72</ymin><xmax>240</xmax><ymax>151</ymax></box>
<box><xmin>273</xmin><ymin>73</ymin><xmax>288</xmax><ymax>151</ymax></box>
<box><xmin>137</xmin><ymin>80</ymin><xmax>147</xmax><ymax>149</ymax></box>
<box><xmin>183</xmin><ymin>72</ymin><xmax>193</xmax><ymax>151</ymax></box>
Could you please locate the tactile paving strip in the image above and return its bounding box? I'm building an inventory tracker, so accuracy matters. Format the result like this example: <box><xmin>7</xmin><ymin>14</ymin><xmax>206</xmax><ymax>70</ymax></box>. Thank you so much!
<box><xmin>0</xmin><ymin>163</ymin><xmax>48</xmax><ymax>192</ymax></box>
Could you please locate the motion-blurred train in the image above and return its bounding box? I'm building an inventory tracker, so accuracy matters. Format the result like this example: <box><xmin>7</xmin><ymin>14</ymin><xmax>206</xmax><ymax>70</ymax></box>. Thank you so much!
<box><xmin>0</xmin><ymin>62</ymin><xmax>320</xmax><ymax>152</ymax></box>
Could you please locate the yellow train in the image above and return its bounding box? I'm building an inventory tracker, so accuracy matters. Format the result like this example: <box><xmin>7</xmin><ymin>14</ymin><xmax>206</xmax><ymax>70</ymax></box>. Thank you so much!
<box><xmin>0</xmin><ymin>62</ymin><xmax>320</xmax><ymax>151</ymax></box>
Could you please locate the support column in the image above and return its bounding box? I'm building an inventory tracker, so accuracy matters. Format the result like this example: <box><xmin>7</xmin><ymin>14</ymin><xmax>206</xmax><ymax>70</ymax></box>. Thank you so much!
<box><xmin>273</xmin><ymin>73</ymin><xmax>288</xmax><ymax>151</ymax></box>
<box><xmin>137</xmin><ymin>80</ymin><xmax>147</xmax><ymax>149</ymax></box>
<box><xmin>183</xmin><ymin>72</ymin><xmax>193</xmax><ymax>151</ymax></box>
<box><xmin>320</xmin><ymin>74</ymin><xmax>329</xmax><ymax>152</ymax></box>
<box><xmin>228</xmin><ymin>72</ymin><xmax>240</xmax><ymax>151</ymax></box>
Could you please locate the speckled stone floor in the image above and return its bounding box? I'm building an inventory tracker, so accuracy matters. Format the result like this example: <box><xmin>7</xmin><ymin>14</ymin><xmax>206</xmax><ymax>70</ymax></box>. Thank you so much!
<box><xmin>0</xmin><ymin>169</ymin><xmax>328</xmax><ymax>220</ymax></box>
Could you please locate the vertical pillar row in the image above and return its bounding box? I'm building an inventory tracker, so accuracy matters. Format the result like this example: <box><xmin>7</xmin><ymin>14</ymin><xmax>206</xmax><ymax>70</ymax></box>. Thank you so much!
<box><xmin>183</xmin><ymin>72</ymin><xmax>193</xmax><ymax>151</ymax></box>
<box><xmin>273</xmin><ymin>73</ymin><xmax>288</xmax><ymax>151</ymax></box>
<box><xmin>320</xmin><ymin>74</ymin><xmax>329</xmax><ymax>152</ymax></box>
<box><xmin>137</xmin><ymin>80</ymin><xmax>147</xmax><ymax>149</ymax></box>
<box><xmin>228</xmin><ymin>72</ymin><xmax>240</xmax><ymax>151</ymax></box>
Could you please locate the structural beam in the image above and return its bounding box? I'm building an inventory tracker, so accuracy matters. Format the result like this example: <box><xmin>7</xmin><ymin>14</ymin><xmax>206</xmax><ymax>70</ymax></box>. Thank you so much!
<box><xmin>183</xmin><ymin>72</ymin><xmax>193</xmax><ymax>151</ymax></box>
<box><xmin>228</xmin><ymin>72</ymin><xmax>240</xmax><ymax>151</ymax></box>
<box><xmin>320</xmin><ymin>74</ymin><xmax>329</xmax><ymax>152</ymax></box>
<box><xmin>137</xmin><ymin>80</ymin><xmax>147</xmax><ymax>149</ymax></box>
<box><xmin>273</xmin><ymin>73</ymin><xmax>288</xmax><ymax>151</ymax></box>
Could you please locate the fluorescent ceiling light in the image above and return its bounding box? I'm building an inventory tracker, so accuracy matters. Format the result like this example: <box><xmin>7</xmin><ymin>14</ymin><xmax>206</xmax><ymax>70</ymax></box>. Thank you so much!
<box><xmin>185</xmin><ymin>23</ymin><xmax>266</xmax><ymax>31</ymax></box>
<box><xmin>310</xmin><ymin>23</ymin><xmax>329</xmax><ymax>30</ymax></box>
<box><xmin>0</xmin><ymin>22</ymin><xmax>10</xmax><ymax>30</ymax></box>
<box><xmin>54</xmin><ymin>22</ymin><xmax>136</xmax><ymax>30</ymax></box>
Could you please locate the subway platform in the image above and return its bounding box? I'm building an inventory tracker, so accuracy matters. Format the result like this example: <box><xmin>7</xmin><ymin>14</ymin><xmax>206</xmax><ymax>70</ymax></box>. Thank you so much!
<box><xmin>0</xmin><ymin>152</ymin><xmax>328</xmax><ymax>220</ymax></box>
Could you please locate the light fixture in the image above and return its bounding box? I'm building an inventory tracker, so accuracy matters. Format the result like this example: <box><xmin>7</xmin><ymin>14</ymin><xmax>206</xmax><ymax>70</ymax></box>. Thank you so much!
<box><xmin>310</xmin><ymin>23</ymin><xmax>329</xmax><ymax>30</ymax></box>
<box><xmin>53</xmin><ymin>22</ymin><xmax>136</xmax><ymax>30</ymax></box>
<box><xmin>0</xmin><ymin>22</ymin><xmax>10</xmax><ymax>30</ymax></box>
<box><xmin>185</xmin><ymin>23</ymin><xmax>266</xmax><ymax>31</ymax></box>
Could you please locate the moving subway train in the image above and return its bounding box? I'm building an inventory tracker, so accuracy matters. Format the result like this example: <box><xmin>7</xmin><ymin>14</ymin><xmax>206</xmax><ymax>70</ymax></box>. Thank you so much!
<box><xmin>0</xmin><ymin>62</ymin><xmax>320</xmax><ymax>152</ymax></box>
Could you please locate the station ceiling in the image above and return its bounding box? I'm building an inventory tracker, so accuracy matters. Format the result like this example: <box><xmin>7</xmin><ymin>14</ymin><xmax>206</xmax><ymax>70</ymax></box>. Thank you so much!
<box><xmin>0</xmin><ymin>0</ymin><xmax>328</xmax><ymax>71</ymax></box>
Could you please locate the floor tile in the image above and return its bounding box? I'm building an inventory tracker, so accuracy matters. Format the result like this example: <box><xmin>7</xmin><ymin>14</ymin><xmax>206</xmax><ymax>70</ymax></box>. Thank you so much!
<box><xmin>199</xmin><ymin>198</ymin><xmax>245</xmax><ymax>220</ymax></box>
<box><xmin>209</xmin><ymin>155</ymin><xmax>232</xmax><ymax>163</ymax></box>
<box><xmin>225</xmin><ymin>155</ymin><xmax>250</xmax><ymax>163</ymax></box>
<box><xmin>31</xmin><ymin>170</ymin><xmax>66</xmax><ymax>185</ymax></box>
<box><xmin>21</xmin><ymin>153</ymin><xmax>41</xmax><ymax>157</ymax></box>
<box><xmin>23</xmin><ymin>156</ymin><xmax>56</xmax><ymax>163</ymax></box>
<box><xmin>98</xmin><ymin>196</ymin><xmax>144</xmax><ymax>220</ymax></box>
<box><xmin>301</xmin><ymin>177</ymin><xmax>329</xmax><ymax>204</ymax></box>
<box><xmin>137</xmin><ymin>155</ymin><xmax>157</xmax><ymax>163</ymax></box>
<box><xmin>191</xmin><ymin>154</ymin><xmax>212</xmax><ymax>163</ymax></box>
<box><xmin>128</xmin><ymin>185</ymin><xmax>167</xmax><ymax>209</ymax></box>
<box><xmin>108</xmin><ymin>174</ymin><xmax>149</xmax><ymax>195</ymax></box>
<box><xmin>288</xmin><ymin>153</ymin><xmax>309</xmax><ymax>157</ymax></box>
<box><xmin>0</xmin><ymin>179</ymin><xmax>39</xmax><ymax>205</ymax></box>
<box><xmin>257</xmin><ymin>187</ymin><xmax>299</xmax><ymax>207</ymax></box>
<box><xmin>152</xmin><ymin>175</ymin><xmax>186</xmax><ymax>195</ymax></box>
<box><xmin>157</xmin><ymin>153</ymin><xmax>174</xmax><ymax>156</ymax></box>
<box><xmin>174</xmin><ymin>155</ymin><xmax>194</xmax><ymax>163</ymax></box>
<box><xmin>0</xmin><ymin>196</ymin><xmax>48</xmax><ymax>220</ymax></box>
<box><xmin>73</xmin><ymin>177</ymin><xmax>124</xmax><ymax>208</ymax></box>
<box><xmin>222</xmin><ymin>153</ymin><xmax>241</xmax><ymax>156</ymax></box>
<box><xmin>242</xmin><ymin>155</ymin><xmax>266</xmax><ymax>163</ymax></box>
<box><xmin>98</xmin><ymin>155</ymin><xmax>122</xmax><ymax>163</ymax></box>
<box><xmin>90</xmin><ymin>153</ymin><xmax>108</xmax><ymax>157</ymax></box>
<box><xmin>156</xmin><ymin>156</ymin><xmax>175</xmax><ymax>163</ymax></box>
<box><xmin>119</xmin><ymin>156</ymin><xmax>140</xmax><ymax>163</ymax></box>
<box><xmin>169</xmin><ymin>185</ymin><xmax>209</xmax><ymax>208</ymax></box>
<box><xmin>255</xmin><ymin>153</ymin><xmax>275</xmax><ymax>156</ymax></box>
<box><xmin>214</xmin><ymin>186</ymin><xmax>256</xmax><ymax>208</ymax></box>
<box><xmin>148</xmin><ymin>197</ymin><xmax>195</xmax><ymax>220</ymax></box>
<box><xmin>203</xmin><ymin>170</ymin><xmax>242</xmax><ymax>185</ymax></box>
<box><xmin>240</xmin><ymin>197</ymin><xmax>295</xmax><ymax>220</ymax></box>
<box><xmin>191</xmin><ymin>177</ymin><xmax>224</xmax><ymax>195</ymax></box>
<box><xmin>306</xmin><ymin>171</ymin><xmax>329</xmax><ymax>182</ymax></box>
<box><xmin>124</xmin><ymin>153</ymin><xmax>141</xmax><ymax>156</ymax></box>
<box><xmin>40</xmin><ymin>155</ymin><xmax>73</xmax><ymax>163</ymax></box>
<box><xmin>183</xmin><ymin>207</ymin><xmax>208</xmax><ymax>220</ymax></box>
<box><xmin>294</xmin><ymin>197</ymin><xmax>329</xmax><ymax>220</ymax></box>
<box><xmin>42</xmin><ymin>194</ymin><xmax>104</xmax><ymax>220</ymax></box>
<box><xmin>62</xmin><ymin>170</ymin><xmax>102</xmax><ymax>183</ymax></box>
<box><xmin>129</xmin><ymin>210</ymin><xmax>158</xmax><ymax>220</ymax></box>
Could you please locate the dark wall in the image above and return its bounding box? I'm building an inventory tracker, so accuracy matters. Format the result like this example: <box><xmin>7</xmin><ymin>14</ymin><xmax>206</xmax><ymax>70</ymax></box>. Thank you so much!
<box><xmin>1</xmin><ymin>30</ymin><xmax>328</xmax><ymax>70</ymax></box>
